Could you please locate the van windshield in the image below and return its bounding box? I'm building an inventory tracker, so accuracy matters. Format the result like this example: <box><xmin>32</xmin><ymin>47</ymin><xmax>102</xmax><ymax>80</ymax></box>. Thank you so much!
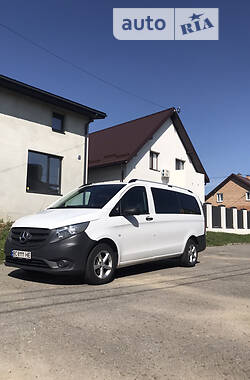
<box><xmin>49</xmin><ymin>184</ymin><xmax>125</xmax><ymax>209</ymax></box>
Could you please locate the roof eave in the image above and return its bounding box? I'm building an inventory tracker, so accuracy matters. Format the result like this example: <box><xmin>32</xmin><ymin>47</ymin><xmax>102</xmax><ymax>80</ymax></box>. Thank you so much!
<box><xmin>126</xmin><ymin>108</ymin><xmax>176</xmax><ymax>162</ymax></box>
<box><xmin>0</xmin><ymin>74</ymin><xmax>106</xmax><ymax>120</ymax></box>
<box><xmin>171</xmin><ymin>112</ymin><xmax>210</xmax><ymax>184</ymax></box>
<box><xmin>89</xmin><ymin>160</ymin><xmax>127</xmax><ymax>169</ymax></box>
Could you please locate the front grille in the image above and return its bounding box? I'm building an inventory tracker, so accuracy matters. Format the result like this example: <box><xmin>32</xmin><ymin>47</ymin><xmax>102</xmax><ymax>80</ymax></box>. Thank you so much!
<box><xmin>6</xmin><ymin>256</ymin><xmax>49</xmax><ymax>268</ymax></box>
<box><xmin>11</xmin><ymin>227</ymin><xmax>50</xmax><ymax>248</ymax></box>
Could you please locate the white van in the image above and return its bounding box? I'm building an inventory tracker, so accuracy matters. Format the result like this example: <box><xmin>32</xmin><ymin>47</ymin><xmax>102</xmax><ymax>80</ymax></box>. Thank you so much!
<box><xmin>5</xmin><ymin>180</ymin><xmax>206</xmax><ymax>284</ymax></box>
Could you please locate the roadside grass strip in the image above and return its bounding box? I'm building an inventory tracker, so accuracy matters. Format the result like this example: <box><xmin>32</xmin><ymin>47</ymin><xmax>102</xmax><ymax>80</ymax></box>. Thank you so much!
<box><xmin>207</xmin><ymin>231</ymin><xmax>250</xmax><ymax>247</ymax></box>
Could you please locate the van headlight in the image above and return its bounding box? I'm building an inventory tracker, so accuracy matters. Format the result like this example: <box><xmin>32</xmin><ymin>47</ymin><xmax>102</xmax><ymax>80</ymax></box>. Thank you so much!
<box><xmin>50</xmin><ymin>222</ymin><xmax>89</xmax><ymax>243</ymax></box>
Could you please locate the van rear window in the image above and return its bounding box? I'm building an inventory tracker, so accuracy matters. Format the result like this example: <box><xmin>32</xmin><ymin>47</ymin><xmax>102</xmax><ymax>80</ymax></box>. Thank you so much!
<box><xmin>178</xmin><ymin>193</ymin><xmax>201</xmax><ymax>215</ymax></box>
<box><xmin>151</xmin><ymin>188</ymin><xmax>180</xmax><ymax>214</ymax></box>
<box><xmin>151</xmin><ymin>187</ymin><xmax>201</xmax><ymax>215</ymax></box>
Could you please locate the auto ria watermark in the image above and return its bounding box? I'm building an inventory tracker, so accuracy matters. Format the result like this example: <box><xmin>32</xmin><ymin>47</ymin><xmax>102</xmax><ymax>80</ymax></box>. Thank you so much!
<box><xmin>113</xmin><ymin>8</ymin><xmax>219</xmax><ymax>40</ymax></box>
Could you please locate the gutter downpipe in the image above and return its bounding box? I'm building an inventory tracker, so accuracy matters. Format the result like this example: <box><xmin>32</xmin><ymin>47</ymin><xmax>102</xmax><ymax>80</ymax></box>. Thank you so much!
<box><xmin>83</xmin><ymin>119</ymin><xmax>93</xmax><ymax>185</ymax></box>
<box><xmin>121</xmin><ymin>161</ymin><xmax>127</xmax><ymax>182</ymax></box>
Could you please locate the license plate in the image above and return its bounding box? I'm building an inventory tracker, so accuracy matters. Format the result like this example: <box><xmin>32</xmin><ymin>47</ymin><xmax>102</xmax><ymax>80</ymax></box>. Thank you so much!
<box><xmin>11</xmin><ymin>250</ymin><xmax>32</xmax><ymax>260</ymax></box>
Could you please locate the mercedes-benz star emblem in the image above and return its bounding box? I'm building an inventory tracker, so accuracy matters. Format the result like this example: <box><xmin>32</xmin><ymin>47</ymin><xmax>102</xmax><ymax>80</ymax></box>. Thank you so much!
<box><xmin>19</xmin><ymin>231</ymin><xmax>32</xmax><ymax>243</ymax></box>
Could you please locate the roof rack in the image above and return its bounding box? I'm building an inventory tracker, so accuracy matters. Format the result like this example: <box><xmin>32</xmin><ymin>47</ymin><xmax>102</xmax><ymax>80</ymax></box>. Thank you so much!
<box><xmin>128</xmin><ymin>179</ymin><xmax>193</xmax><ymax>193</ymax></box>
<box><xmin>79</xmin><ymin>182</ymin><xmax>92</xmax><ymax>188</ymax></box>
<box><xmin>168</xmin><ymin>184</ymin><xmax>193</xmax><ymax>193</ymax></box>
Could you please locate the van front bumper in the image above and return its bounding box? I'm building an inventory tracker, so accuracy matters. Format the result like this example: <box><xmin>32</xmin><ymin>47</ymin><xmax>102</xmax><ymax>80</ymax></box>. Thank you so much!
<box><xmin>4</xmin><ymin>232</ymin><xmax>96</xmax><ymax>274</ymax></box>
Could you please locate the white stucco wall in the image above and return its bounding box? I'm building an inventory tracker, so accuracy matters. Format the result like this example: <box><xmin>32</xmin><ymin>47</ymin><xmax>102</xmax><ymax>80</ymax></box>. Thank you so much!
<box><xmin>89</xmin><ymin>118</ymin><xmax>205</xmax><ymax>201</ymax></box>
<box><xmin>0</xmin><ymin>88</ymin><xmax>89</xmax><ymax>221</ymax></box>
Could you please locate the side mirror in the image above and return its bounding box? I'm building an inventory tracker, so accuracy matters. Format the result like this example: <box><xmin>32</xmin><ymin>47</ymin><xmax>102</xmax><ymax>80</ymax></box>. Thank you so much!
<box><xmin>122</xmin><ymin>207</ymin><xmax>140</xmax><ymax>216</ymax></box>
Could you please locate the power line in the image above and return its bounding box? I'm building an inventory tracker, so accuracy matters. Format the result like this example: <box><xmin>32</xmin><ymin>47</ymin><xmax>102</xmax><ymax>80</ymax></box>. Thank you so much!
<box><xmin>0</xmin><ymin>22</ymin><xmax>166</xmax><ymax>109</ymax></box>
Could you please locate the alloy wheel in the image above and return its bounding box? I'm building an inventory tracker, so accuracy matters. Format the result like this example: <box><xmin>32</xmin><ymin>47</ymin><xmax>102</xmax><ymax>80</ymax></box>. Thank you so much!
<box><xmin>93</xmin><ymin>250</ymin><xmax>113</xmax><ymax>279</ymax></box>
<box><xmin>188</xmin><ymin>244</ymin><xmax>197</xmax><ymax>264</ymax></box>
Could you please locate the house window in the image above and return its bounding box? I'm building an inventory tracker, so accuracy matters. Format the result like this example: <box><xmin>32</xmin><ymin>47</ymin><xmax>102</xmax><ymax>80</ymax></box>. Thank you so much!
<box><xmin>150</xmin><ymin>151</ymin><xmax>159</xmax><ymax>171</ymax></box>
<box><xmin>26</xmin><ymin>151</ymin><xmax>62</xmax><ymax>195</ymax></box>
<box><xmin>52</xmin><ymin>113</ymin><xmax>64</xmax><ymax>133</ymax></box>
<box><xmin>246</xmin><ymin>192</ymin><xmax>250</xmax><ymax>201</ymax></box>
<box><xmin>217</xmin><ymin>193</ymin><xmax>223</xmax><ymax>203</ymax></box>
<box><xmin>176</xmin><ymin>159</ymin><xmax>185</xmax><ymax>170</ymax></box>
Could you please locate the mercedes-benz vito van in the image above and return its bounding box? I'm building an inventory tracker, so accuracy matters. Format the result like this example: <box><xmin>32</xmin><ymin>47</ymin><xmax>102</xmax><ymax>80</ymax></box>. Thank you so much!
<box><xmin>5</xmin><ymin>180</ymin><xmax>206</xmax><ymax>284</ymax></box>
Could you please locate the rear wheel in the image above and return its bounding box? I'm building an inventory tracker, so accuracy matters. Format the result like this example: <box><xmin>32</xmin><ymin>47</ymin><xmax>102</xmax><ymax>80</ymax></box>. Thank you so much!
<box><xmin>85</xmin><ymin>243</ymin><xmax>117</xmax><ymax>285</ymax></box>
<box><xmin>180</xmin><ymin>239</ymin><xmax>198</xmax><ymax>267</ymax></box>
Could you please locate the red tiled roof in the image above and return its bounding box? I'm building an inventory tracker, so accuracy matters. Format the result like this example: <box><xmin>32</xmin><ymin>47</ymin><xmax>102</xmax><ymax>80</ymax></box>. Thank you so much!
<box><xmin>237</xmin><ymin>175</ymin><xmax>250</xmax><ymax>188</ymax></box>
<box><xmin>89</xmin><ymin>108</ymin><xmax>174</xmax><ymax>167</ymax></box>
<box><xmin>89</xmin><ymin>108</ymin><xmax>209</xmax><ymax>183</ymax></box>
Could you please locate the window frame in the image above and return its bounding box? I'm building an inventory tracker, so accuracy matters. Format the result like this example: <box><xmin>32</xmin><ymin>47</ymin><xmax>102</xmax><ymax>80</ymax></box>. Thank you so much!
<box><xmin>149</xmin><ymin>151</ymin><xmax>160</xmax><ymax>171</ymax></box>
<box><xmin>175</xmin><ymin>159</ymin><xmax>185</xmax><ymax>171</ymax></box>
<box><xmin>26</xmin><ymin>150</ymin><xmax>63</xmax><ymax>196</ymax></box>
<box><xmin>151</xmin><ymin>187</ymin><xmax>181</xmax><ymax>214</ymax></box>
<box><xmin>110</xmin><ymin>186</ymin><xmax>149</xmax><ymax>216</ymax></box>
<box><xmin>151</xmin><ymin>187</ymin><xmax>201</xmax><ymax>215</ymax></box>
<box><xmin>217</xmin><ymin>193</ymin><xmax>223</xmax><ymax>203</ymax></box>
<box><xmin>52</xmin><ymin>112</ymin><xmax>65</xmax><ymax>134</ymax></box>
<box><xmin>50</xmin><ymin>184</ymin><xmax>125</xmax><ymax>209</ymax></box>
<box><xmin>246</xmin><ymin>192</ymin><xmax>250</xmax><ymax>201</ymax></box>
<box><xmin>177</xmin><ymin>192</ymin><xmax>201</xmax><ymax>215</ymax></box>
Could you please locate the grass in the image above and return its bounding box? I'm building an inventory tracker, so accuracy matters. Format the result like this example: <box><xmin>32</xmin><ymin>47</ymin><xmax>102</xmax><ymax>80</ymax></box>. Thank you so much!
<box><xmin>207</xmin><ymin>231</ymin><xmax>250</xmax><ymax>247</ymax></box>
<box><xmin>0</xmin><ymin>221</ymin><xmax>12</xmax><ymax>264</ymax></box>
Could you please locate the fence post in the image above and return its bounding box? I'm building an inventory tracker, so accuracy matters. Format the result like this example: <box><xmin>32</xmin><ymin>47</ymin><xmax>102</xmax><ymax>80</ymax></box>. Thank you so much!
<box><xmin>232</xmin><ymin>207</ymin><xmax>238</xmax><ymax>230</ymax></box>
<box><xmin>205</xmin><ymin>203</ymin><xmax>212</xmax><ymax>229</ymax></box>
<box><xmin>242</xmin><ymin>209</ymin><xmax>248</xmax><ymax>230</ymax></box>
<box><xmin>220</xmin><ymin>205</ymin><xmax>226</xmax><ymax>230</ymax></box>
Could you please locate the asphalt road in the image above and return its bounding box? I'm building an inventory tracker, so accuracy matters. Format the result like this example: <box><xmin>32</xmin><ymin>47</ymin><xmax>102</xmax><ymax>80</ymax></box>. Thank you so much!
<box><xmin>0</xmin><ymin>245</ymin><xmax>250</xmax><ymax>380</ymax></box>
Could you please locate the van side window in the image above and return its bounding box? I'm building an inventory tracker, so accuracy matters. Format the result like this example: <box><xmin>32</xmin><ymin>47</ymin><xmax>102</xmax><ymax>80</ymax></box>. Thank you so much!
<box><xmin>177</xmin><ymin>193</ymin><xmax>201</xmax><ymax>215</ymax></box>
<box><xmin>110</xmin><ymin>186</ymin><xmax>149</xmax><ymax>216</ymax></box>
<box><xmin>151</xmin><ymin>188</ymin><xmax>180</xmax><ymax>214</ymax></box>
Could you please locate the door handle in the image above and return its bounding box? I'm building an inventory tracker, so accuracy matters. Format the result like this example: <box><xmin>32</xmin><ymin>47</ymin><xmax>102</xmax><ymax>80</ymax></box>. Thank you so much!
<box><xmin>146</xmin><ymin>216</ymin><xmax>153</xmax><ymax>221</ymax></box>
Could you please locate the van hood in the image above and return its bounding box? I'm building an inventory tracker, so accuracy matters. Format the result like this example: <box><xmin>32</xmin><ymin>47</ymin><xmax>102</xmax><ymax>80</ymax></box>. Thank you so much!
<box><xmin>12</xmin><ymin>208</ymin><xmax>102</xmax><ymax>230</ymax></box>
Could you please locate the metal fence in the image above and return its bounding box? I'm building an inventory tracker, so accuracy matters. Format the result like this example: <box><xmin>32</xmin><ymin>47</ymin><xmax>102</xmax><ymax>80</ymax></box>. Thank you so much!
<box><xmin>204</xmin><ymin>203</ymin><xmax>250</xmax><ymax>234</ymax></box>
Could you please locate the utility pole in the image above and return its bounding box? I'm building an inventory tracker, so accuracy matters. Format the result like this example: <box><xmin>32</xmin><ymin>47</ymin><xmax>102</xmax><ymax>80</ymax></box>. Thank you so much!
<box><xmin>83</xmin><ymin>119</ymin><xmax>93</xmax><ymax>185</ymax></box>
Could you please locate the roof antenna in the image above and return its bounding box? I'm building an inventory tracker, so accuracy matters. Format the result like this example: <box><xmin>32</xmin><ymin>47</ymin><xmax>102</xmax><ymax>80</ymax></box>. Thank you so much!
<box><xmin>176</xmin><ymin>106</ymin><xmax>181</xmax><ymax>114</ymax></box>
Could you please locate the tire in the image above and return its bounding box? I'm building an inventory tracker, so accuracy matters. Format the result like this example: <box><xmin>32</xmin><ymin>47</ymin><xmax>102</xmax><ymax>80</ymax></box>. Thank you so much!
<box><xmin>180</xmin><ymin>239</ymin><xmax>198</xmax><ymax>267</ymax></box>
<box><xmin>85</xmin><ymin>243</ymin><xmax>117</xmax><ymax>285</ymax></box>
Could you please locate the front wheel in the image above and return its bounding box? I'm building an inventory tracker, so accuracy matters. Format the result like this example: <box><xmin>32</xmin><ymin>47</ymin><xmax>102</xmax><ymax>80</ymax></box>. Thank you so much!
<box><xmin>85</xmin><ymin>243</ymin><xmax>117</xmax><ymax>285</ymax></box>
<box><xmin>180</xmin><ymin>239</ymin><xmax>198</xmax><ymax>267</ymax></box>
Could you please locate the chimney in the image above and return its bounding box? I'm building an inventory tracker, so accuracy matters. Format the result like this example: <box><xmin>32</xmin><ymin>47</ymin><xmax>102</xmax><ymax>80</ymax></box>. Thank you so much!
<box><xmin>246</xmin><ymin>175</ymin><xmax>250</xmax><ymax>180</ymax></box>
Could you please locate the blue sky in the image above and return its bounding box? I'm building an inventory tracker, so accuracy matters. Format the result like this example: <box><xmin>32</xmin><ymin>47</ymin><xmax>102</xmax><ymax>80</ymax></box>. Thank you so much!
<box><xmin>0</xmin><ymin>0</ymin><xmax>249</xmax><ymax>193</ymax></box>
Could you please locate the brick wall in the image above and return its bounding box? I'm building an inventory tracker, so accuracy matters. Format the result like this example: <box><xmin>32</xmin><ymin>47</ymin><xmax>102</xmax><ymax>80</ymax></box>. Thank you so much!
<box><xmin>206</xmin><ymin>180</ymin><xmax>250</xmax><ymax>210</ymax></box>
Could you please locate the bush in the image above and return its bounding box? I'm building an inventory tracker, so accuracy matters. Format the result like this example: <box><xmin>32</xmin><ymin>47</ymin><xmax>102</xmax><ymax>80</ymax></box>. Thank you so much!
<box><xmin>0</xmin><ymin>222</ymin><xmax>12</xmax><ymax>264</ymax></box>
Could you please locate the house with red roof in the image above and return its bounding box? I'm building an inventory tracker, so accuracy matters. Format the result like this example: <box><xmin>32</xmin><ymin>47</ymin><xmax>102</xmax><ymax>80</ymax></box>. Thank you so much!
<box><xmin>206</xmin><ymin>173</ymin><xmax>250</xmax><ymax>210</ymax></box>
<box><xmin>88</xmin><ymin>108</ymin><xmax>209</xmax><ymax>202</ymax></box>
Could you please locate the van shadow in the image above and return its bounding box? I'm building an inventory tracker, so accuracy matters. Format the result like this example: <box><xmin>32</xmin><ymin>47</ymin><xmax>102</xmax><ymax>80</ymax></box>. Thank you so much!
<box><xmin>7</xmin><ymin>257</ymin><xmax>188</xmax><ymax>286</ymax></box>
<box><xmin>115</xmin><ymin>257</ymin><xmax>180</xmax><ymax>279</ymax></box>
<box><xmin>8</xmin><ymin>269</ymin><xmax>84</xmax><ymax>286</ymax></box>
